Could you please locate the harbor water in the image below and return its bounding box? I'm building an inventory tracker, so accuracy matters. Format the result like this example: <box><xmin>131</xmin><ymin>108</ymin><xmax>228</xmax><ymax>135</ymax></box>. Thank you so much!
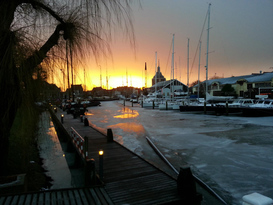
<box><xmin>85</xmin><ymin>100</ymin><xmax>273</xmax><ymax>205</ymax></box>
<box><xmin>37</xmin><ymin>112</ymin><xmax>72</xmax><ymax>189</ymax></box>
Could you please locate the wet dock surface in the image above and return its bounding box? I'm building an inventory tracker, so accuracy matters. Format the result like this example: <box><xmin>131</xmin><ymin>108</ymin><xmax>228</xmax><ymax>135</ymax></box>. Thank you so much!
<box><xmin>0</xmin><ymin>105</ymin><xmax>226</xmax><ymax>204</ymax></box>
<box><xmin>58</xmin><ymin>108</ymin><xmax>182</xmax><ymax>204</ymax></box>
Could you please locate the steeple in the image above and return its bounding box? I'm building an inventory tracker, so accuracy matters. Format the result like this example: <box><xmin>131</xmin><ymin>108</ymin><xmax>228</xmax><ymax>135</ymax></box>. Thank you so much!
<box><xmin>152</xmin><ymin>59</ymin><xmax>166</xmax><ymax>86</ymax></box>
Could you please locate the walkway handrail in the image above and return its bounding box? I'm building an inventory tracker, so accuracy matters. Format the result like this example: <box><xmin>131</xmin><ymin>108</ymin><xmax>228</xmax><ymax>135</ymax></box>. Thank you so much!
<box><xmin>146</xmin><ymin>136</ymin><xmax>227</xmax><ymax>205</ymax></box>
<box><xmin>70</xmin><ymin>127</ymin><xmax>88</xmax><ymax>160</ymax></box>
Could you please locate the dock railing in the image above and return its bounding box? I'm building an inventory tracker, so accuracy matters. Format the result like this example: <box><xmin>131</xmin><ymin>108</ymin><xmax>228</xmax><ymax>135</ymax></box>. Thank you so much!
<box><xmin>70</xmin><ymin>127</ymin><xmax>88</xmax><ymax>160</ymax></box>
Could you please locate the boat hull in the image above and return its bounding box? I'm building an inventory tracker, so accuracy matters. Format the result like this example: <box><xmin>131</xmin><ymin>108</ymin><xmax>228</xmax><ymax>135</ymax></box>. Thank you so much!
<box><xmin>242</xmin><ymin>107</ymin><xmax>273</xmax><ymax>116</ymax></box>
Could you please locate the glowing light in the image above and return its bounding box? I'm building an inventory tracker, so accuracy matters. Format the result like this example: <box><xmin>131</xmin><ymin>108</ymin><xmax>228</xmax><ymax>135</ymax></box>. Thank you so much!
<box><xmin>114</xmin><ymin>108</ymin><xmax>139</xmax><ymax>119</ymax></box>
<box><xmin>99</xmin><ymin>150</ymin><xmax>104</xmax><ymax>155</ymax></box>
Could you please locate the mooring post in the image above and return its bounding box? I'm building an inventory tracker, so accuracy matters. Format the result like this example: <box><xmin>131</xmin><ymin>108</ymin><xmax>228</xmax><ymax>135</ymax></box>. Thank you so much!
<box><xmin>84</xmin><ymin>117</ymin><xmax>89</xmax><ymax>126</ymax></box>
<box><xmin>61</xmin><ymin>114</ymin><xmax>64</xmax><ymax>124</ymax></box>
<box><xmin>99</xmin><ymin>150</ymin><xmax>104</xmax><ymax>181</ymax></box>
<box><xmin>225</xmin><ymin>101</ymin><xmax>229</xmax><ymax>116</ymax></box>
<box><xmin>177</xmin><ymin>166</ymin><xmax>202</xmax><ymax>204</ymax></box>
<box><xmin>85</xmin><ymin>158</ymin><xmax>96</xmax><ymax>186</ymax></box>
<box><xmin>107</xmin><ymin>128</ymin><xmax>113</xmax><ymax>142</ymax></box>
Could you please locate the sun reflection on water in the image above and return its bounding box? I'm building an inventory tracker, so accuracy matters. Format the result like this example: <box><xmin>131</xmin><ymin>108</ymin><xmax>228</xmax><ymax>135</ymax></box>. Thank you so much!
<box><xmin>109</xmin><ymin>122</ymin><xmax>145</xmax><ymax>134</ymax></box>
<box><xmin>114</xmin><ymin>107</ymin><xmax>139</xmax><ymax>119</ymax></box>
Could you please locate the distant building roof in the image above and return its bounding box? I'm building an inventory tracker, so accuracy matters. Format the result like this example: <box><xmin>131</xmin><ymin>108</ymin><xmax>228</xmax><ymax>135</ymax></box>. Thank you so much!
<box><xmin>151</xmin><ymin>79</ymin><xmax>187</xmax><ymax>89</ymax></box>
<box><xmin>193</xmin><ymin>72</ymin><xmax>273</xmax><ymax>87</ymax></box>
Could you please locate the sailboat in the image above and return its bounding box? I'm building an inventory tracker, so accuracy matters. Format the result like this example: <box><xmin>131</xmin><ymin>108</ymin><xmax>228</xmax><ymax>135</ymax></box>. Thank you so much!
<box><xmin>179</xmin><ymin>4</ymin><xmax>213</xmax><ymax>112</ymax></box>
<box><xmin>142</xmin><ymin>61</ymin><xmax>162</xmax><ymax>108</ymax></box>
<box><xmin>159</xmin><ymin>34</ymin><xmax>176</xmax><ymax>110</ymax></box>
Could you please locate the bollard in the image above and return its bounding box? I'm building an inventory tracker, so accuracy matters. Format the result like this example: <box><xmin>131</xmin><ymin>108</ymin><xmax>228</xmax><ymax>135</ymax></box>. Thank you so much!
<box><xmin>99</xmin><ymin>150</ymin><xmax>104</xmax><ymax>181</ymax></box>
<box><xmin>204</xmin><ymin>101</ymin><xmax>207</xmax><ymax>114</ymax></box>
<box><xmin>107</xmin><ymin>128</ymin><xmax>113</xmax><ymax>142</ymax></box>
<box><xmin>61</xmin><ymin>114</ymin><xmax>64</xmax><ymax>123</ymax></box>
<box><xmin>225</xmin><ymin>101</ymin><xmax>229</xmax><ymax>116</ymax></box>
<box><xmin>132</xmin><ymin>101</ymin><xmax>133</xmax><ymax>107</ymax></box>
<box><xmin>80</xmin><ymin>115</ymin><xmax>83</xmax><ymax>122</ymax></box>
<box><xmin>54</xmin><ymin>107</ymin><xmax>57</xmax><ymax>113</ymax></box>
<box><xmin>152</xmin><ymin>100</ymin><xmax>155</xmax><ymax>109</ymax></box>
<box><xmin>141</xmin><ymin>100</ymin><xmax>143</xmax><ymax>108</ymax></box>
<box><xmin>124</xmin><ymin>99</ymin><xmax>125</xmax><ymax>106</ymax></box>
<box><xmin>84</xmin><ymin>117</ymin><xmax>89</xmax><ymax>126</ymax></box>
<box><xmin>85</xmin><ymin>158</ymin><xmax>96</xmax><ymax>186</ymax></box>
<box><xmin>166</xmin><ymin>101</ymin><xmax>168</xmax><ymax>110</ymax></box>
<box><xmin>177</xmin><ymin>166</ymin><xmax>202</xmax><ymax>204</ymax></box>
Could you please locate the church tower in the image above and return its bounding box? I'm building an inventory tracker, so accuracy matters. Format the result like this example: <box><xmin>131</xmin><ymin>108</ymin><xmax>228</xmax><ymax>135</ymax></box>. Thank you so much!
<box><xmin>152</xmin><ymin>61</ymin><xmax>166</xmax><ymax>85</ymax></box>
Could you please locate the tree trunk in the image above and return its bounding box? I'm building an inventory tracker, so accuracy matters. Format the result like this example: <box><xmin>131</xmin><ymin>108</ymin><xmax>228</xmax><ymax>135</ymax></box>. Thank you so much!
<box><xmin>0</xmin><ymin>2</ymin><xmax>21</xmax><ymax>175</ymax></box>
<box><xmin>0</xmin><ymin>2</ymin><xmax>66</xmax><ymax>175</ymax></box>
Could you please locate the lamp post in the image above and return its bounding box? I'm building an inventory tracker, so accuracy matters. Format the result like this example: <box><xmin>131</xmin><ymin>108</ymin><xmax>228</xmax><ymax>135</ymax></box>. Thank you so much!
<box><xmin>99</xmin><ymin>150</ymin><xmax>104</xmax><ymax>180</ymax></box>
<box><xmin>61</xmin><ymin>114</ymin><xmax>64</xmax><ymax>123</ymax></box>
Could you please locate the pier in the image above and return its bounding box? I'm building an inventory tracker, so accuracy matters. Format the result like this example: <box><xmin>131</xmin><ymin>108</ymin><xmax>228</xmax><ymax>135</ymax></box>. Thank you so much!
<box><xmin>55</xmin><ymin>108</ymin><xmax>182</xmax><ymax>204</ymax></box>
<box><xmin>0</xmin><ymin>106</ymin><xmax>188</xmax><ymax>205</ymax></box>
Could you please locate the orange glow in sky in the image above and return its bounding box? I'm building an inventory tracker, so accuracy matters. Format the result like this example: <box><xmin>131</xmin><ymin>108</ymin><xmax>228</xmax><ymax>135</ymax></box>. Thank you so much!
<box><xmin>48</xmin><ymin>1</ymin><xmax>273</xmax><ymax>92</ymax></box>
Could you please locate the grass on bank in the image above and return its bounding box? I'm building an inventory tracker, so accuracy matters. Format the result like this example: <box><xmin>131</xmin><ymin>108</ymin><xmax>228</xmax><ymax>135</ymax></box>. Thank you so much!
<box><xmin>6</xmin><ymin>102</ymin><xmax>52</xmax><ymax>193</ymax></box>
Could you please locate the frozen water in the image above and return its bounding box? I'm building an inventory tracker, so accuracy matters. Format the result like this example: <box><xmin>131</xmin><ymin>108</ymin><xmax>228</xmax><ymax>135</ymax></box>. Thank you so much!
<box><xmin>85</xmin><ymin>101</ymin><xmax>273</xmax><ymax>205</ymax></box>
<box><xmin>37</xmin><ymin>112</ymin><xmax>72</xmax><ymax>189</ymax></box>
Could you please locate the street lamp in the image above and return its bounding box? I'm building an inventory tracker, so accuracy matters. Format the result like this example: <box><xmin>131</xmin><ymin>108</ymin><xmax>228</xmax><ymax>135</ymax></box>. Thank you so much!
<box><xmin>99</xmin><ymin>150</ymin><xmax>104</xmax><ymax>180</ymax></box>
<box><xmin>61</xmin><ymin>114</ymin><xmax>64</xmax><ymax>123</ymax></box>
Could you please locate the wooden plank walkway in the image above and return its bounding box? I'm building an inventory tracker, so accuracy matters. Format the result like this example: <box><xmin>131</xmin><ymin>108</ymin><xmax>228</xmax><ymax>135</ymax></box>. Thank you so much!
<box><xmin>0</xmin><ymin>187</ymin><xmax>114</xmax><ymax>205</ymax></box>
<box><xmin>58</xmin><ymin>109</ymin><xmax>181</xmax><ymax>204</ymax></box>
<box><xmin>0</xmin><ymin>108</ymin><xmax>181</xmax><ymax>205</ymax></box>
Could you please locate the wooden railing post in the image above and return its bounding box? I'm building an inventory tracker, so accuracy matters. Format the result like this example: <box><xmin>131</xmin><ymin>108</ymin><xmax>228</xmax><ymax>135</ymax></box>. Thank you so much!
<box><xmin>177</xmin><ymin>166</ymin><xmax>202</xmax><ymax>204</ymax></box>
<box><xmin>107</xmin><ymin>128</ymin><xmax>113</xmax><ymax>142</ymax></box>
<box><xmin>85</xmin><ymin>158</ymin><xmax>96</xmax><ymax>186</ymax></box>
<box><xmin>84</xmin><ymin>136</ymin><xmax>89</xmax><ymax>159</ymax></box>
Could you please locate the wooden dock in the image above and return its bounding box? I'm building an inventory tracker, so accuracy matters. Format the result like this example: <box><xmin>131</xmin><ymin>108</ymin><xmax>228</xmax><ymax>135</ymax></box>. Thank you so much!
<box><xmin>0</xmin><ymin>187</ymin><xmax>114</xmax><ymax>205</ymax></box>
<box><xmin>58</xmin><ymin>109</ymin><xmax>182</xmax><ymax>204</ymax></box>
<box><xmin>0</xmin><ymin>108</ymin><xmax>182</xmax><ymax>204</ymax></box>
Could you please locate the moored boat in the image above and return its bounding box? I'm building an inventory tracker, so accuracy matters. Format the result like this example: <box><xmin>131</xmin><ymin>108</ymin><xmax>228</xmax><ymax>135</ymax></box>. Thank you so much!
<box><xmin>241</xmin><ymin>99</ymin><xmax>273</xmax><ymax>116</ymax></box>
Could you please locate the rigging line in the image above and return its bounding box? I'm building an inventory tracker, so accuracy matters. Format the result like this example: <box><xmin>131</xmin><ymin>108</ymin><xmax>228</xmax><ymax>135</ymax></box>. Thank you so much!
<box><xmin>189</xmin><ymin>9</ymin><xmax>208</xmax><ymax>81</ymax></box>
<box><xmin>164</xmin><ymin>37</ymin><xmax>173</xmax><ymax>80</ymax></box>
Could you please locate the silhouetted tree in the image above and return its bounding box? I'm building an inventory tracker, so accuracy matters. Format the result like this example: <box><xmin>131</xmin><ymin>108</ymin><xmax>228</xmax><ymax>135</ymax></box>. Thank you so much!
<box><xmin>190</xmin><ymin>80</ymin><xmax>201</xmax><ymax>87</ymax></box>
<box><xmin>222</xmin><ymin>84</ymin><xmax>235</xmax><ymax>96</ymax></box>
<box><xmin>0</xmin><ymin>0</ymin><xmax>135</xmax><ymax>175</ymax></box>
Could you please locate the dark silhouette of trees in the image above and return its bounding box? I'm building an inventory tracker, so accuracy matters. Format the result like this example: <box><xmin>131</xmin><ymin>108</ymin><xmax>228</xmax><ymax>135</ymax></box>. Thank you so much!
<box><xmin>0</xmin><ymin>0</ymin><xmax>135</xmax><ymax>175</ymax></box>
<box><xmin>221</xmin><ymin>84</ymin><xmax>236</xmax><ymax>96</ymax></box>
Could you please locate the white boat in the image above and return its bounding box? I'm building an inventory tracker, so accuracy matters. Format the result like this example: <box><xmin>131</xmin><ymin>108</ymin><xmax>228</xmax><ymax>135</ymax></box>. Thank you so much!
<box><xmin>206</xmin><ymin>92</ymin><xmax>234</xmax><ymax>102</ymax></box>
<box><xmin>249</xmin><ymin>99</ymin><xmax>273</xmax><ymax>108</ymax></box>
<box><xmin>142</xmin><ymin>95</ymin><xmax>162</xmax><ymax>108</ymax></box>
<box><xmin>242</xmin><ymin>99</ymin><xmax>273</xmax><ymax>116</ymax></box>
<box><xmin>216</xmin><ymin>99</ymin><xmax>254</xmax><ymax>108</ymax></box>
<box><xmin>160</xmin><ymin>34</ymin><xmax>175</xmax><ymax>111</ymax></box>
<box><xmin>158</xmin><ymin>101</ymin><xmax>174</xmax><ymax>110</ymax></box>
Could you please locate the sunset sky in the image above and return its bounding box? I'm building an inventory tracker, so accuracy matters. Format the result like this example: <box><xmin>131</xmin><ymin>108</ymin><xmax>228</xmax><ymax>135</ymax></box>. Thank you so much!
<box><xmin>53</xmin><ymin>0</ymin><xmax>273</xmax><ymax>91</ymax></box>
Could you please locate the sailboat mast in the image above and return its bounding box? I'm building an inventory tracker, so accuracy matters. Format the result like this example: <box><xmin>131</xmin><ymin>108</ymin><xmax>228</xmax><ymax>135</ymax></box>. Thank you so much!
<box><xmin>172</xmin><ymin>34</ymin><xmax>175</xmax><ymax>95</ymax></box>
<box><xmin>155</xmin><ymin>51</ymin><xmax>157</xmax><ymax>93</ymax></box>
<box><xmin>198</xmin><ymin>40</ymin><xmax>202</xmax><ymax>100</ymax></box>
<box><xmin>205</xmin><ymin>3</ymin><xmax>211</xmax><ymax>99</ymax></box>
<box><xmin>187</xmin><ymin>38</ymin><xmax>190</xmax><ymax>95</ymax></box>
